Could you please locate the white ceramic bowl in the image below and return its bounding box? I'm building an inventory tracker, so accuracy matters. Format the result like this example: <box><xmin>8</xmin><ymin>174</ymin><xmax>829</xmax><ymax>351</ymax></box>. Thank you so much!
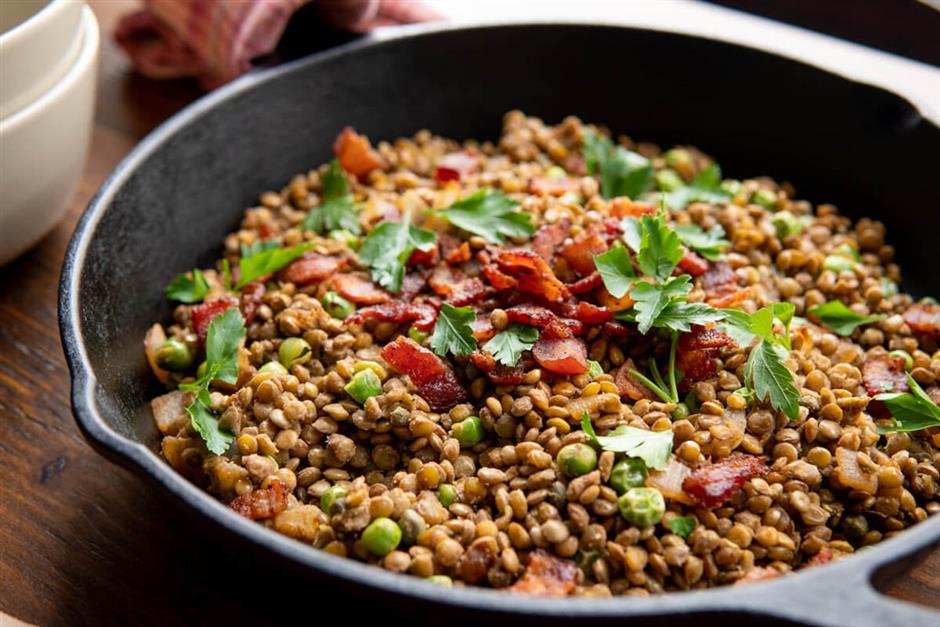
<box><xmin>0</xmin><ymin>5</ymin><xmax>97</xmax><ymax>265</ymax></box>
<box><xmin>0</xmin><ymin>0</ymin><xmax>85</xmax><ymax>118</ymax></box>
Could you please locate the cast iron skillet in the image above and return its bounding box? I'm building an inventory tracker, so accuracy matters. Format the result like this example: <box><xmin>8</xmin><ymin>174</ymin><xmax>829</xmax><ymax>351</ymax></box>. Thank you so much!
<box><xmin>59</xmin><ymin>22</ymin><xmax>940</xmax><ymax>626</ymax></box>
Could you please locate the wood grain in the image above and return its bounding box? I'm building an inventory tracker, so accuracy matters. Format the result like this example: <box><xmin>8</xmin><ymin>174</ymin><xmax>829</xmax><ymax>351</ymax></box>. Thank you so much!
<box><xmin>0</xmin><ymin>1</ymin><xmax>936</xmax><ymax>625</ymax></box>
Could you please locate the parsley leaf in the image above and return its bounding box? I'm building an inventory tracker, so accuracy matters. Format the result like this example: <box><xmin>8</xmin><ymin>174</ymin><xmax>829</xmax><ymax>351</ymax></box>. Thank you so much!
<box><xmin>240</xmin><ymin>240</ymin><xmax>280</xmax><ymax>259</ymax></box>
<box><xmin>809</xmin><ymin>300</ymin><xmax>885</xmax><ymax>336</ymax></box>
<box><xmin>745</xmin><ymin>340</ymin><xmax>800</xmax><ymax>420</ymax></box>
<box><xmin>667</xmin><ymin>516</ymin><xmax>697</xmax><ymax>539</ymax></box>
<box><xmin>165</xmin><ymin>269</ymin><xmax>209</xmax><ymax>303</ymax></box>
<box><xmin>654</xmin><ymin>300</ymin><xmax>725</xmax><ymax>333</ymax></box>
<box><xmin>180</xmin><ymin>307</ymin><xmax>245</xmax><ymax>455</ymax></box>
<box><xmin>236</xmin><ymin>242</ymin><xmax>313</xmax><ymax>290</ymax></box>
<box><xmin>594</xmin><ymin>244</ymin><xmax>635</xmax><ymax>298</ymax></box>
<box><xmin>621</xmin><ymin>217</ymin><xmax>642</xmax><ymax>252</ymax></box>
<box><xmin>583</xmin><ymin>129</ymin><xmax>654</xmax><ymax>200</ymax></box>
<box><xmin>665</xmin><ymin>164</ymin><xmax>731</xmax><ymax>210</ymax></box>
<box><xmin>630</xmin><ymin>276</ymin><xmax>692</xmax><ymax>334</ymax></box>
<box><xmin>637</xmin><ymin>212</ymin><xmax>683</xmax><ymax>282</ymax></box>
<box><xmin>484</xmin><ymin>323</ymin><xmax>538</xmax><ymax>367</ymax></box>
<box><xmin>876</xmin><ymin>374</ymin><xmax>940</xmax><ymax>433</ymax></box>
<box><xmin>430</xmin><ymin>303</ymin><xmax>477</xmax><ymax>358</ymax></box>
<box><xmin>581</xmin><ymin>415</ymin><xmax>672</xmax><ymax>470</ymax></box>
<box><xmin>675</xmin><ymin>223</ymin><xmax>729</xmax><ymax>261</ymax></box>
<box><xmin>432</xmin><ymin>189</ymin><xmax>533</xmax><ymax>244</ymax></box>
<box><xmin>358</xmin><ymin>213</ymin><xmax>437</xmax><ymax>292</ymax></box>
<box><xmin>303</xmin><ymin>160</ymin><xmax>362</xmax><ymax>235</ymax></box>
<box><xmin>587</xmin><ymin>360</ymin><xmax>604</xmax><ymax>378</ymax></box>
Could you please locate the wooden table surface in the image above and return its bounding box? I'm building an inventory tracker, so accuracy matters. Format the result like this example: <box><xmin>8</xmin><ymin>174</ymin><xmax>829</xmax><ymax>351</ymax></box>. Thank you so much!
<box><xmin>0</xmin><ymin>2</ymin><xmax>937</xmax><ymax>625</ymax></box>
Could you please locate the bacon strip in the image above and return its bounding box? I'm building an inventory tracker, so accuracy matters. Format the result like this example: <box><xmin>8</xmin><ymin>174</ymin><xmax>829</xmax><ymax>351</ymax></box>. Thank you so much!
<box><xmin>567</xmin><ymin>272</ymin><xmax>603</xmax><ymax>295</ymax></box>
<box><xmin>676</xmin><ymin>325</ymin><xmax>737</xmax><ymax>382</ymax></box>
<box><xmin>191</xmin><ymin>297</ymin><xmax>237</xmax><ymax>343</ymax></box>
<box><xmin>506</xmin><ymin>305</ymin><xmax>583</xmax><ymax>335</ymax></box>
<box><xmin>445</xmin><ymin>242</ymin><xmax>472</xmax><ymax>265</ymax></box>
<box><xmin>862</xmin><ymin>355</ymin><xmax>909</xmax><ymax>396</ymax></box>
<box><xmin>428</xmin><ymin>265</ymin><xmax>487</xmax><ymax>307</ymax></box>
<box><xmin>529</xmin><ymin>177</ymin><xmax>579</xmax><ymax>196</ymax></box>
<box><xmin>381</xmin><ymin>337</ymin><xmax>468</xmax><ymax>412</ymax></box>
<box><xmin>683</xmin><ymin>454</ymin><xmax>767</xmax><ymax>508</ymax></box>
<box><xmin>609</xmin><ymin>197</ymin><xmax>656</xmax><ymax>218</ymax></box>
<box><xmin>469</xmin><ymin>350</ymin><xmax>524</xmax><ymax>385</ymax></box>
<box><xmin>469</xmin><ymin>315</ymin><xmax>496</xmax><ymax>342</ymax></box>
<box><xmin>495</xmin><ymin>249</ymin><xmax>570</xmax><ymax>302</ymax></box>
<box><xmin>332</xmin><ymin>274</ymin><xmax>389</xmax><ymax>305</ymax></box>
<box><xmin>509</xmin><ymin>549</ymin><xmax>580</xmax><ymax>597</ymax></box>
<box><xmin>239</xmin><ymin>281</ymin><xmax>265</xmax><ymax>325</ymax></box>
<box><xmin>483</xmin><ymin>264</ymin><xmax>518</xmax><ymax>290</ymax></box>
<box><xmin>531</xmin><ymin>322</ymin><xmax>588</xmax><ymax>375</ymax></box>
<box><xmin>615</xmin><ymin>359</ymin><xmax>655</xmax><ymax>401</ymax></box>
<box><xmin>561</xmin><ymin>301</ymin><xmax>613</xmax><ymax>325</ymax></box>
<box><xmin>345</xmin><ymin>301</ymin><xmax>439</xmax><ymax>331</ymax></box>
<box><xmin>530</xmin><ymin>219</ymin><xmax>571</xmax><ymax>263</ymax></box>
<box><xmin>903</xmin><ymin>303</ymin><xmax>940</xmax><ymax>337</ymax></box>
<box><xmin>398</xmin><ymin>270</ymin><xmax>430</xmax><ymax>301</ymax></box>
<box><xmin>278</xmin><ymin>253</ymin><xmax>348</xmax><ymax>286</ymax></box>
<box><xmin>229</xmin><ymin>479</ymin><xmax>288</xmax><ymax>520</ymax></box>
<box><xmin>677</xmin><ymin>250</ymin><xmax>709</xmax><ymax>277</ymax></box>
<box><xmin>558</xmin><ymin>231</ymin><xmax>609</xmax><ymax>277</ymax></box>
<box><xmin>434</xmin><ymin>149</ymin><xmax>479</xmax><ymax>182</ymax></box>
<box><xmin>333</xmin><ymin>127</ymin><xmax>380</xmax><ymax>180</ymax></box>
<box><xmin>699</xmin><ymin>261</ymin><xmax>740</xmax><ymax>305</ymax></box>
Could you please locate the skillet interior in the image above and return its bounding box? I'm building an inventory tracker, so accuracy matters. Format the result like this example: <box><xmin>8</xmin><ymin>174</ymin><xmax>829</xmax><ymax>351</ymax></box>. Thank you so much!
<box><xmin>61</xmin><ymin>23</ymin><xmax>940</xmax><ymax>625</ymax></box>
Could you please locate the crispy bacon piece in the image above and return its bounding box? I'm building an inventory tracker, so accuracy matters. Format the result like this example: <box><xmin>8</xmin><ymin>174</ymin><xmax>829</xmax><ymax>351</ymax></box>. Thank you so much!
<box><xmin>278</xmin><ymin>253</ymin><xmax>347</xmax><ymax>286</ymax></box>
<box><xmin>496</xmin><ymin>249</ymin><xmax>570</xmax><ymax>302</ymax></box>
<box><xmin>562</xmin><ymin>301</ymin><xmax>613</xmax><ymax>325</ymax></box>
<box><xmin>862</xmin><ymin>355</ymin><xmax>909</xmax><ymax>396</ymax></box>
<box><xmin>469</xmin><ymin>315</ymin><xmax>496</xmax><ymax>342</ymax></box>
<box><xmin>683</xmin><ymin>454</ymin><xmax>767</xmax><ymax>508</ymax></box>
<box><xmin>604</xmin><ymin>321</ymin><xmax>630</xmax><ymax>341</ymax></box>
<box><xmin>483</xmin><ymin>264</ymin><xmax>518</xmax><ymax>290</ymax></box>
<box><xmin>458</xmin><ymin>540</ymin><xmax>498</xmax><ymax>585</ymax></box>
<box><xmin>333</xmin><ymin>127</ymin><xmax>380</xmax><ymax>180</ymax></box>
<box><xmin>529</xmin><ymin>176</ymin><xmax>579</xmax><ymax>196</ymax></box>
<box><xmin>532</xmin><ymin>322</ymin><xmax>589</xmax><ymax>375</ymax></box>
<box><xmin>699</xmin><ymin>261</ymin><xmax>740</xmax><ymax>304</ymax></box>
<box><xmin>615</xmin><ymin>359</ymin><xmax>655</xmax><ymax>401</ymax></box>
<box><xmin>191</xmin><ymin>297</ymin><xmax>237</xmax><ymax>343</ymax></box>
<box><xmin>509</xmin><ymin>549</ymin><xmax>580</xmax><ymax>597</ymax></box>
<box><xmin>609</xmin><ymin>197</ymin><xmax>656</xmax><ymax>218</ymax></box>
<box><xmin>229</xmin><ymin>479</ymin><xmax>288</xmax><ymax>520</ymax></box>
<box><xmin>558</xmin><ymin>229</ymin><xmax>609</xmax><ymax>277</ymax></box>
<box><xmin>428</xmin><ymin>265</ymin><xmax>487</xmax><ymax>307</ymax></box>
<box><xmin>563</xmin><ymin>153</ymin><xmax>587</xmax><ymax>177</ymax></box>
<box><xmin>407</xmin><ymin>245</ymin><xmax>439</xmax><ymax>268</ymax></box>
<box><xmin>399</xmin><ymin>270</ymin><xmax>430</xmax><ymax>301</ymax></box>
<box><xmin>530</xmin><ymin>218</ymin><xmax>571</xmax><ymax>263</ymax></box>
<box><xmin>567</xmin><ymin>272</ymin><xmax>603</xmax><ymax>295</ymax></box>
<box><xmin>438</xmin><ymin>232</ymin><xmax>463</xmax><ymax>260</ymax></box>
<box><xmin>332</xmin><ymin>274</ymin><xmax>389</xmax><ymax>305</ymax></box>
<box><xmin>239</xmin><ymin>281</ymin><xmax>265</xmax><ymax>325</ymax></box>
<box><xmin>708</xmin><ymin>287</ymin><xmax>751</xmax><ymax>309</ymax></box>
<box><xmin>807</xmin><ymin>547</ymin><xmax>834</xmax><ymax>567</ymax></box>
<box><xmin>434</xmin><ymin>149</ymin><xmax>479</xmax><ymax>182</ymax></box>
<box><xmin>381</xmin><ymin>336</ymin><xmax>468</xmax><ymax>411</ymax></box>
<box><xmin>446</xmin><ymin>242</ymin><xmax>472</xmax><ymax>265</ymax></box>
<box><xmin>678</xmin><ymin>250</ymin><xmax>709</xmax><ymax>277</ymax></box>
<box><xmin>345</xmin><ymin>301</ymin><xmax>439</xmax><ymax>331</ymax></box>
<box><xmin>676</xmin><ymin>325</ymin><xmax>737</xmax><ymax>381</ymax></box>
<box><xmin>903</xmin><ymin>303</ymin><xmax>940</xmax><ymax>337</ymax></box>
<box><xmin>469</xmin><ymin>350</ymin><xmax>525</xmax><ymax>385</ymax></box>
<box><xmin>506</xmin><ymin>305</ymin><xmax>583</xmax><ymax>335</ymax></box>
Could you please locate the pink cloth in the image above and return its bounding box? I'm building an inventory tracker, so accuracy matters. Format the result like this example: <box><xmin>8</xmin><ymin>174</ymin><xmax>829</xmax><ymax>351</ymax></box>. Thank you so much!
<box><xmin>115</xmin><ymin>0</ymin><xmax>440</xmax><ymax>89</ymax></box>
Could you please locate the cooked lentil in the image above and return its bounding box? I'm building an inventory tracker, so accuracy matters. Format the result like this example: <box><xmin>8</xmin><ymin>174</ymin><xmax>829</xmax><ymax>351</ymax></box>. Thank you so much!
<box><xmin>147</xmin><ymin>111</ymin><xmax>940</xmax><ymax>597</ymax></box>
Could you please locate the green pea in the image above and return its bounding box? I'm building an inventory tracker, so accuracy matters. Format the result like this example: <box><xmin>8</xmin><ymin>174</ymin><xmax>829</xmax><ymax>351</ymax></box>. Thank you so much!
<box><xmin>654</xmin><ymin>169</ymin><xmax>684</xmax><ymax>192</ymax></box>
<box><xmin>556</xmin><ymin>443</ymin><xmax>598</xmax><ymax>478</ymax></box>
<box><xmin>618</xmin><ymin>487</ymin><xmax>665</xmax><ymax>527</ymax></box>
<box><xmin>322</xmin><ymin>291</ymin><xmax>355</xmax><ymax>319</ymax></box>
<box><xmin>437</xmin><ymin>483</ymin><xmax>457</xmax><ymax>507</ymax></box>
<box><xmin>344</xmin><ymin>369</ymin><xmax>382</xmax><ymax>404</ymax></box>
<box><xmin>770</xmin><ymin>210</ymin><xmax>802</xmax><ymax>239</ymax></box>
<box><xmin>833</xmin><ymin>242</ymin><xmax>861</xmax><ymax>261</ymax></box>
<box><xmin>684</xmin><ymin>390</ymin><xmax>700</xmax><ymax>413</ymax></box>
<box><xmin>426</xmin><ymin>575</ymin><xmax>453</xmax><ymax>587</ymax></box>
<box><xmin>889</xmin><ymin>350</ymin><xmax>913</xmax><ymax>371</ymax></box>
<box><xmin>720</xmin><ymin>179</ymin><xmax>742</xmax><ymax>196</ymax></box>
<box><xmin>361</xmin><ymin>517</ymin><xmax>402</xmax><ymax>556</ymax></box>
<box><xmin>329</xmin><ymin>229</ymin><xmax>360</xmax><ymax>250</ymax></box>
<box><xmin>154</xmin><ymin>338</ymin><xmax>194</xmax><ymax>372</ymax></box>
<box><xmin>609</xmin><ymin>458</ymin><xmax>648</xmax><ymax>495</ymax></box>
<box><xmin>452</xmin><ymin>416</ymin><xmax>484</xmax><ymax>448</ymax></box>
<box><xmin>751</xmin><ymin>188</ymin><xmax>777</xmax><ymax>210</ymax></box>
<box><xmin>408</xmin><ymin>326</ymin><xmax>430</xmax><ymax>344</ymax></box>
<box><xmin>671</xmin><ymin>402</ymin><xmax>690</xmax><ymax>421</ymax></box>
<box><xmin>397</xmin><ymin>509</ymin><xmax>426</xmax><ymax>546</ymax></box>
<box><xmin>320</xmin><ymin>485</ymin><xmax>348</xmax><ymax>515</ymax></box>
<box><xmin>278</xmin><ymin>337</ymin><xmax>312</xmax><ymax>368</ymax></box>
<box><xmin>544</xmin><ymin>165</ymin><xmax>567</xmax><ymax>180</ymax></box>
<box><xmin>259</xmin><ymin>361</ymin><xmax>288</xmax><ymax>375</ymax></box>
<box><xmin>880</xmin><ymin>278</ymin><xmax>899</xmax><ymax>298</ymax></box>
<box><xmin>823</xmin><ymin>254</ymin><xmax>855</xmax><ymax>274</ymax></box>
<box><xmin>196</xmin><ymin>361</ymin><xmax>208</xmax><ymax>380</ymax></box>
<box><xmin>664</xmin><ymin>148</ymin><xmax>692</xmax><ymax>171</ymax></box>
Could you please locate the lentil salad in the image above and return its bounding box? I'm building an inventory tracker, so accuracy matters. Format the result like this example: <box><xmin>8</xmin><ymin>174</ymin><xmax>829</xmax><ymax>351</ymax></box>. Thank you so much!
<box><xmin>145</xmin><ymin>111</ymin><xmax>940</xmax><ymax>596</ymax></box>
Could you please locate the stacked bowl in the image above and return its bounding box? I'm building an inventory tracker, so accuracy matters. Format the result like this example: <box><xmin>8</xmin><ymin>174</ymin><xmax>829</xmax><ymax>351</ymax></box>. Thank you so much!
<box><xmin>0</xmin><ymin>0</ymin><xmax>98</xmax><ymax>265</ymax></box>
